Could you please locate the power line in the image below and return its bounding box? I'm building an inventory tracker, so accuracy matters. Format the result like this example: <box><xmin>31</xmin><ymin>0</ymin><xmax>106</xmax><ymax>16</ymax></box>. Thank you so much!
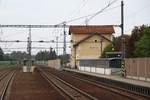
<box><xmin>0</xmin><ymin>24</ymin><xmax>70</xmax><ymax>28</ymax></box>
<box><xmin>57</xmin><ymin>0</ymin><xmax>119</xmax><ymax>25</ymax></box>
<box><xmin>128</xmin><ymin>2</ymin><xmax>150</xmax><ymax>19</ymax></box>
<box><xmin>86</xmin><ymin>0</ymin><xmax>119</xmax><ymax>25</ymax></box>
<box><xmin>69</xmin><ymin>0</ymin><xmax>89</xmax><ymax>19</ymax></box>
<box><xmin>69</xmin><ymin>0</ymin><xmax>87</xmax><ymax>15</ymax></box>
<box><xmin>2</xmin><ymin>47</ymin><xmax>68</xmax><ymax>50</ymax></box>
<box><xmin>77</xmin><ymin>0</ymin><xmax>89</xmax><ymax>14</ymax></box>
<box><xmin>0</xmin><ymin>40</ymin><xmax>71</xmax><ymax>43</ymax></box>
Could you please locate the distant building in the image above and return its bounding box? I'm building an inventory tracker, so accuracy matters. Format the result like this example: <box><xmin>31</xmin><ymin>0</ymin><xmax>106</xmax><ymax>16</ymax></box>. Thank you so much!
<box><xmin>69</xmin><ymin>25</ymin><xmax>115</xmax><ymax>68</ymax></box>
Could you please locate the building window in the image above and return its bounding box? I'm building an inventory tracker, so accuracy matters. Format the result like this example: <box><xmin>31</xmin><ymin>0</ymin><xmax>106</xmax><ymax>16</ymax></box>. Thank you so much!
<box><xmin>95</xmin><ymin>40</ymin><xmax>98</xmax><ymax>43</ymax></box>
<box><xmin>70</xmin><ymin>40</ymin><xmax>73</xmax><ymax>43</ymax></box>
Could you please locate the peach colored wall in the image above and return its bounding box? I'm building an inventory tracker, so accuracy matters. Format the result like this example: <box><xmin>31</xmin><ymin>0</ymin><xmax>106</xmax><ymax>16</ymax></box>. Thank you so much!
<box><xmin>71</xmin><ymin>33</ymin><xmax>112</xmax><ymax>67</ymax></box>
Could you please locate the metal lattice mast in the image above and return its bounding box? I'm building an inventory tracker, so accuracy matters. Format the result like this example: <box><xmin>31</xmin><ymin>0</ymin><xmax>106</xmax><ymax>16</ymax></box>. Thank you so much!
<box><xmin>63</xmin><ymin>22</ymin><xmax>67</xmax><ymax>55</ymax></box>
<box><xmin>63</xmin><ymin>22</ymin><xmax>67</xmax><ymax>66</ymax></box>
<box><xmin>27</xmin><ymin>26</ymin><xmax>32</xmax><ymax>72</ymax></box>
<box><xmin>56</xmin><ymin>36</ymin><xmax>59</xmax><ymax>55</ymax></box>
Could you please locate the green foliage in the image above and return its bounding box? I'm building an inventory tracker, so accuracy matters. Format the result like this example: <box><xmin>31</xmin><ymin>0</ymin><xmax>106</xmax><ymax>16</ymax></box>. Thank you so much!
<box><xmin>49</xmin><ymin>50</ymin><xmax>57</xmax><ymax>60</ymax></box>
<box><xmin>3</xmin><ymin>53</ymin><xmax>12</xmax><ymax>61</ymax></box>
<box><xmin>101</xmin><ymin>44</ymin><xmax>114</xmax><ymax>58</ymax></box>
<box><xmin>101</xmin><ymin>35</ymin><xmax>130</xmax><ymax>58</ymax></box>
<box><xmin>126</xmin><ymin>25</ymin><xmax>146</xmax><ymax>58</ymax></box>
<box><xmin>134</xmin><ymin>27</ymin><xmax>150</xmax><ymax>57</ymax></box>
<box><xmin>10</xmin><ymin>51</ymin><xmax>27</xmax><ymax>60</ymax></box>
<box><xmin>35</xmin><ymin>51</ymin><xmax>49</xmax><ymax>60</ymax></box>
<box><xmin>35</xmin><ymin>49</ymin><xmax>57</xmax><ymax>61</ymax></box>
<box><xmin>0</xmin><ymin>47</ymin><xmax>4</xmax><ymax>61</ymax></box>
<box><xmin>58</xmin><ymin>54</ymin><xmax>70</xmax><ymax>65</ymax></box>
<box><xmin>103</xmin><ymin>25</ymin><xmax>150</xmax><ymax>58</ymax></box>
<box><xmin>0</xmin><ymin>49</ymin><xmax>28</xmax><ymax>61</ymax></box>
<box><xmin>113</xmin><ymin>35</ymin><xmax>130</xmax><ymax>53</ymax></box>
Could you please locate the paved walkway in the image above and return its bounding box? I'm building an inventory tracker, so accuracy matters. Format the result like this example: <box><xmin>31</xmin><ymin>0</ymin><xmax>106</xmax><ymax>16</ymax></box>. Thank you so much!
<box><xmin>63</xmin><ymin>68</ymin><xmax>150</xmax><ymax>88</ymax></box>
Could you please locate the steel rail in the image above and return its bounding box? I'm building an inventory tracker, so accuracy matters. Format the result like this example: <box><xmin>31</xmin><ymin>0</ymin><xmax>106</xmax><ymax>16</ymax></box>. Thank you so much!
<box><xmin>38</xmin><ymin>68</ymin><xmax>97</xmax><ymax>100</ymax></box>
<box><xmin>62</xmin><ymin>70</ymin><xmax>150</xmax><ymax>100</ymax></box>
<box><xmin>0</xmin><ymin>70</ymin><xmax>16</xmax><ymax>100</ymax></box>
<box><xmin>62</xmin><ymin>71</ymin><xmax>139</xmax><ymax>100</ymax></box>
<box><xmin>0</xmin><ymin>69</ymin><xmax>13</xmax><ymax>81</ymax></box>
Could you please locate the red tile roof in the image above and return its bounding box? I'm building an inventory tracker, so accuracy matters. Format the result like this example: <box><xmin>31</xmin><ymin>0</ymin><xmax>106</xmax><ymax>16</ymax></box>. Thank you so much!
<box><xmin>69</xmin><ymin>25</ymin><xmax>115</xmax><ymax>34</ymax></box>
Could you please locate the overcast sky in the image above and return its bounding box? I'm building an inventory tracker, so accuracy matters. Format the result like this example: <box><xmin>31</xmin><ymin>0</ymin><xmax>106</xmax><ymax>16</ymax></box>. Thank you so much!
<box><xmin>0</xmin><ymin>0</ymin><xmax>150</xmax><ymax>54</ymax></box>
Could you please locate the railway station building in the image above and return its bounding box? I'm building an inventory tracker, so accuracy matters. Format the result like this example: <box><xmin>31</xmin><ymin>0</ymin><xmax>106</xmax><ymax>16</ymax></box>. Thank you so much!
<box><xmin>69</xmin><ymin>25</ymin><xmax>115</xmax><ymax>68</ymax></box>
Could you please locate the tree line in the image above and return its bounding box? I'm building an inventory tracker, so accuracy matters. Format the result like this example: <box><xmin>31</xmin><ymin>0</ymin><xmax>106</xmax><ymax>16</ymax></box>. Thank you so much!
<box><xmin>1</xmin><ymin>25</ymin><xmax>149</xmax><ymax>61</ymax></box>
<box><xmin>0</xmin><ymin>47</ymin><xmax>70</xmax><ymax>65</ymax></box>
<box><xmin>0</xmin><ymin>48</ymin><xmax>58</xmax><ymax>61</ymax></box>
<box><xmin>102</xmin><ymin>25</ymin><xmax>150</xmax><ymax>58</ymax></box>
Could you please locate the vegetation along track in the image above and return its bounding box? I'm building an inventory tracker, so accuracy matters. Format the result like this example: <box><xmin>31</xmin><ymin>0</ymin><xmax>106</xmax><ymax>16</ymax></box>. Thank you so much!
<box><xmin>0</xmin><ymin>68</ymin><xmax>17</xmax><ymax>100</ymax></box>
<box><xmin>39</xmin><ymin>67</ymin><xmax>149</xmax><ymax>100</ymax></box>
<box><xmin>38</xmin><ymin>67</ymin><xmax>97</xmax><ymax>100</ymax></box>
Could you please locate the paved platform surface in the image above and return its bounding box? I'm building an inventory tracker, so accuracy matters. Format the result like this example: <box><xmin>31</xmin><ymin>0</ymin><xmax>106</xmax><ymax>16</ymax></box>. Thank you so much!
<box><xmin>63</xmin><ymin>68</ymin><xmax>150</xmax><ymax>88</ymax></box>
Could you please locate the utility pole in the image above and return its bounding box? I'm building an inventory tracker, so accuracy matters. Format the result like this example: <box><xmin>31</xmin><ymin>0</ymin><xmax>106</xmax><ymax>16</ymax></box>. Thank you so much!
<box><xmin>27</xmin><ymin>26</ymin><xmax>32</xmax><ymax>72</ymax></box>
<box><xmin>63</xmin><ymin>22</ymin><xmax>67</xmax><ymax>55</ymax></box>
<box><xmin>56</xmin><ymin>36</ymin><xmax>59</xmax><ymax>55</ymax></box>
<box><xmin>63</xmin><ymin>22</ymin><xmax>67</xmax><ymax>67</ymax></box>
<box><xmin>121</xmin><ymin>1</ymin><xmax>126</xmax><ymax>77</ymax></box>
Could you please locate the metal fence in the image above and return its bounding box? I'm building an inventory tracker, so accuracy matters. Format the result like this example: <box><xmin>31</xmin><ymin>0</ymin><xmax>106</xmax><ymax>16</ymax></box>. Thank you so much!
<box><xmin>78</xmin><ymin>59</ymin><xmax>109</xmax><ymax>68</ymax></box>
<box><xmin>35</xmin><ymin>61</ymin><xmax>48</xmax><ymax>65</ymax></box>
<box><xmin>0</xmin><ymin>61</ymin><xmax>19</xmax><ymax>65</ymax></box>
<box><xmin>78</xmin><ymin>58</ymin><xmax>121</xmax><ymax>68</ymax></box>
<box><xmin>77</xmin><ymin>58</ymin><xmax>121</xmax><ymax>75</ymax></box>
<box><xmin>125</xmin><ymin>58</ymin><xmax>150</xmax><ymax>82</ymax></box>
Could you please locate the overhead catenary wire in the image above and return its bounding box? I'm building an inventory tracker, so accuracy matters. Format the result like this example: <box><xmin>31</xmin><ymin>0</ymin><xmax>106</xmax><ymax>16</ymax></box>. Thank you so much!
<box><xmin>86</xmin><ymin>0</ymin><xmax>119</xmax><ymax>24</ymax></box>
<box><xmin>0</xmin><ymin>40</ymin><xmax>71</xmax><ymax>43</ymax></box>
<box><xmin>0</xmin><ymin>0</ymin><xmax>120</xmax><ymax>55</ymax></box>
<box><xmin>57</xmin><ymin>0</ymin><xmax>120</xmax><ymax>25</ymax></box>
<box><xmin>1</xmin><ymin>4</ymin><xmax>120</xmax><ymax>29</ymax></box>
<box><xmin>76</xmin><ymin>0</ymin><xmax>89</xmax><ymax>14</ymax></box>
<box><xmin>68</xmin><ymin>0</ymin><xmax>89</xmax><ymax>20</ymax></box>
<box><xmin>2</xmin><ymin>46</ymin><xmax>70</xmax><ymax>50</ymax></box>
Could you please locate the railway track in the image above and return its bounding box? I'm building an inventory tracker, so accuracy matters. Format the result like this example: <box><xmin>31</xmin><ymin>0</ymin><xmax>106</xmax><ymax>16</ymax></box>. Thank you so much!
<box><xmin>64</xmin><ymin>72</ymin><xmax>150</xmax><ymax>100</ymax></box>
<box><xmin>0</xmin><ymin>68</ymin><xmax>17</xmax><ymax>100</ymax></box>
<box><xmin>38</xmin><ymin>67</ymin><xmax>150</xmax><ymax>100</ymax></box>
<box><xmin>0</xmin><ymin>69</ymin><xmax>14</xmax><ymax>79</ymax></box>
<box><xmin>62</xmin><ymin>70</ymin><xmax>150</xmax><ymax>100</ymax></box>
<box><xmin>38</xmin><ymin>67</ymin><xmax>97</xmax><ymax>100</ymax></box>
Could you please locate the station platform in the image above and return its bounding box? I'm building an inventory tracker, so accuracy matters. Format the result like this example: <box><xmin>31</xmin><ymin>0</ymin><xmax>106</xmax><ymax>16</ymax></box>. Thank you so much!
<box><xmin>63</xmin><ymin>68</ymin><xmax>150</xmax><ymax>88</ymax></box>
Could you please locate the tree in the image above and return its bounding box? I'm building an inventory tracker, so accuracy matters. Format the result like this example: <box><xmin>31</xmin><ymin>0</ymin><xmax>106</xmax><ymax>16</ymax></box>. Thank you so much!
<box><xmin>113</xmin><ymin>35</ymin><xmax>130</xmax><ymax>52</ymax></box>
<box><xmin>58</xmin><ymin>54</ymin><xmax>70</xmax><ymax>65</ymax></box>
<box><xmin>101</xmin><ymin>35</ymin><xmax>130</xmax><ymax>58</ymax></box>
<box><xmin>3</xmin><ymin>53</ymin><xmax>11</xmax><ymax>61</ymax></box>
<box><xmin>126</xmin><ymin>25</ymin><xmax>146</xmax><ymax>58</ymax></box>
<box><xmin>49</xmin><ymin>50</ymin><xmax>57</xmax><ymax>60</ymax></box>
<box><xmin>35</xmin><ymin>50</ymin><xmax>49</xmax><ymax>60</ymax></box>
<box><xmin>0</xmin><ymin>47</ymin><xmax>4</xmax><ymax>61</ymax></box>
<box><xmin>134</xmin><ymin>27</ymin><xmax>150</xmax><ymax>57</ymax></box>
<box><xmin>101</xmin><ymin>44</ymin><xmax>114</xmax><ymax>58</ymax></box>
<box><xmin>35</xmin><ymin>49</ymin><xmax>57</xmax><ymax>61</ymax></box>
<box><xmin>10</xmin><ymin>51</ymin><xmax>27</xmax><ymax>60</ymax></box>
